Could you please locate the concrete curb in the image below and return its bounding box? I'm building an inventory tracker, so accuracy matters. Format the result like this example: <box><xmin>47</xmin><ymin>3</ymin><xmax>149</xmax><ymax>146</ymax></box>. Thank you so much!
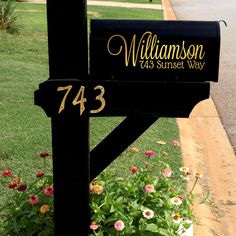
<box><xmin>162</xmin><ymin>0</ymin><xmax>177</xmax><ymax>20</ymax></box>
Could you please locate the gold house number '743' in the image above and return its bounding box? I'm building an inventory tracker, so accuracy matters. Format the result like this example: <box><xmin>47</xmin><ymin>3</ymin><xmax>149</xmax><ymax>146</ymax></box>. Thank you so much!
<box><xmin>57</xmin><ymin>85</ymin><xmax>106</xmax><ymax>115</ymax></box>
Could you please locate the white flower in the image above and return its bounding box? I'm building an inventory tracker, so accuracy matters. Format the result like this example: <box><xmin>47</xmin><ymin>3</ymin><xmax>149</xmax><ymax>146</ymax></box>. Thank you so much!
<box><xmin>170</xmin><ymin>197</ymin><xmax>182</xmax><ymax>206</ymax></box>
<box><xmin>172</xmin><ymin>213</ymin><xmax>182</xmax><ymax>224</ymax></box>
<box><xmin>193</xmin><ymin>171</ymin><xmax>204</xmax><ymax>178</ymax></box>
<box><xmin>179</xmin><ymin>167</ymin><xmax>190</xmax><ymax>173</ymax></box>
<box><xmin>156</xmin><ymin>140</ymin><xmax>166</xmax><ymax>145</ymax></box>
<box><xmin>142</xmin><ymin>209</ymin><xmax>154</xmax><ymax>219</ymax></box>
<box><xmin>180</xmin><ymin>174</ymin><xmax>190</xmax><ymax>181</ymax></box>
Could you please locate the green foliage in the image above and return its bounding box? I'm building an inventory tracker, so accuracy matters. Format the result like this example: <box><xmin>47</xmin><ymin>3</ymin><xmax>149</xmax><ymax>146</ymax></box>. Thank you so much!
<box><xmin>93</xmin><ymin>118</ymin><xmax>183</xmax><ymax>180</ymax></box>
<box><xmin>90</xmin><ymin>153</ymin><xmax>195</xmax><ymax>235</ymax></box>
<box><xmin>0</xmin><ymin>0</ymin><xmax>19</xmax><ymax>33</ymax></box>
<box><xmin>88</xmin><ymin>5</ymin><xmax>163</xmax><ymax>20</ymax></box>
<box><xmin>0</xmin><ymin>156</ymin><xmax>54</xmax><ymax>235</ymax></box>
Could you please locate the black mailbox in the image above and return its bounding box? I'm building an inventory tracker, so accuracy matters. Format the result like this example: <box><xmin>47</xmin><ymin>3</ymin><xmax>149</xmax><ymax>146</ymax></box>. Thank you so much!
<box><xmin>35</xmin><ymin>19</ymin><xmax>222</xmax><ymax>118</ymax></box>
<box><xmin>90</xmin><ymin>20</ymin><xmax>220</xmax><ymax>82</ymax></box>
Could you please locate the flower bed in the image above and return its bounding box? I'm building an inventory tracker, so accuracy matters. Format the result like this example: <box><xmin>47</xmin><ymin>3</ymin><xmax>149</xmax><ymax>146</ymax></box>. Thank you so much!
<box><xmin>0</xmin><ymin>152</ymin><xmax>54</xmax><ymax>235</ymax></box>
<box><xmin>0</xmin><ymin>142</ymin><xmax>202</xmax><ymax>235</ymax></box>
<box><xmin>89</xmin><ymin>144</ymin><xmax>202</xmax><ymax>235</ymax></box>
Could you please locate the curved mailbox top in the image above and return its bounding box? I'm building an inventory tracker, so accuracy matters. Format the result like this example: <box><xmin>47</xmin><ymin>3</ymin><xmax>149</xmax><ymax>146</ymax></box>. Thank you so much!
<box><xmin>90</xmin><ymin>20</ymin><xmax>220</xmax><ymax>82</ymax></box>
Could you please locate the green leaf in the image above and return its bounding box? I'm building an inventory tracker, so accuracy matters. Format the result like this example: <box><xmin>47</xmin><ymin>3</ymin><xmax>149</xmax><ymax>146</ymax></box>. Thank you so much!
<box><xmin>145</xmin><ymin>223</ymin><xmax>159</xmax><ymax>232</ymax></box>
<box><xmin>110</xmin><ymin>204</ymin><xmax>116</xmax><ymax>213</ymax></box>
<box><xmin>158</xmin><ymin>228</ymin><xmax>170</xmax><ymax>236</ymax></box>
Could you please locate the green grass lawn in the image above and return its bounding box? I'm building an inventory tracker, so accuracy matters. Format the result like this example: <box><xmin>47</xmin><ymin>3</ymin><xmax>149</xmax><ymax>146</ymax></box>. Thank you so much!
<box><xmin>88</xmin><ymin>5</ymin><xmax>163</xmax><ymax>20</ymax></box>
<box><xmin>0</xmin><ymin>1</ymin><xmax>181</xmax><ymax>199</ymax></box>
<box><xmin>93</xmin><ymin>0</ymin><xmax>162</xmax><ymax>4</ymax></box>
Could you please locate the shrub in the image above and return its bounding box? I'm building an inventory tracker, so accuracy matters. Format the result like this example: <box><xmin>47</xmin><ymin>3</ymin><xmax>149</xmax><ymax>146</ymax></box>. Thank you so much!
<box><xmin>0</xmin><ymin>0</ymin><xmax>19</xmax><ymax>34</ymax></box>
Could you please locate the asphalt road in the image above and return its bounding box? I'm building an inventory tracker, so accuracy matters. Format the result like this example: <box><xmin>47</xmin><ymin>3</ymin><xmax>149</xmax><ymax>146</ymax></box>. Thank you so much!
<box><xmin>170</xmin><ymin>0</ymin><xmax>236</xmax><ymax>152</ymax></box>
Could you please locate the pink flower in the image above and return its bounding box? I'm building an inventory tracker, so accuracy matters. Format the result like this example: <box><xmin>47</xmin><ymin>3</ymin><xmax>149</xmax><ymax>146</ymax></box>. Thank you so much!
<box><xmin>8</xmin><ymin>183</ymin><xmax>17</xmax><ymax>189</ymax></box>
<box><xmin>39</xmin><ymin>152</ymin><xmax>49</xmax><ymax>158</ymax></box>
<box><xmin>28</xmin><ymin>196</ymin><xmax>40</xmax><ymax>206</ymax></box>
<box><xmin>172</xmin><ymin>140</ymin><xmax>181</xmax><ymax>147</ymax></box>
<box><xmin>130</xmin><ymin>167</ymin><xmax>138</xmax><ymax>173</ymax></box>
<box><xmin>144</xmin><ymin>151</ymin><xmax>155</xmax><ymax>157</ymax></box>
<box><xmin>36</xmin><ymin>172</ymin><xmax>44</xmax><ymax>178</ymax></box>
<box><xmin>44</xmin><ymin>185</ymin><xmax>54</xmax><ymax>196</ymax></box>
<box><xmin>145</xmin><ymin>184</ymin><xmax>155</xmax><ymax>193</ymax></box>
<box><xmin>12</xmin><ymin>177</ymin><xmax>22</xmax><ymax>183</ymax></box>
<box><xmin>178</xmin><ymin>195</ymin><xmax>184</xmax><ymax>201</ymax></box>
<box><xmin>17</xmin><ymin>184</ymin><xmax>27</xmax><ymax>192</ymax></box>
<box><xmin>90</xmin><ymin>222</ymin><xmax>99</xmax><ymax>231</ymax></box>
<box><xmin>114</xmin><ymin>220</ymin><xmax>125</xmax><ymax>231</ymax></box>
<box><xmin>2</xmin><ymin>170</ymin><xmax>12</xmax><ymax>176</ymax></box>
<box><xmin>162</xmin><ymin>168</ymin><xmax>172</xmax><ymax>177</ymax></box>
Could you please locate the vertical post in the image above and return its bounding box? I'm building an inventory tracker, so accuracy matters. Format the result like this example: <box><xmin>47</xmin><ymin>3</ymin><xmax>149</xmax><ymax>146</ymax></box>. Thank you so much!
<box><xmin>46</xmin><ymin>0</ymin><xmax>89</xmax><ymax>235</ymax></box>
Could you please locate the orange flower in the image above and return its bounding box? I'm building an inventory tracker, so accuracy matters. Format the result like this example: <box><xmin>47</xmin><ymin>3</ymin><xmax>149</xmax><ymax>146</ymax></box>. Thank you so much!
<box><xmin>91</xmin><ymin>184</ymin><xmax>104</xmax><ymax>194</ymax></box>
<box><xmin>40</xmin><ymin>205</ymin><xmax>50</xmax><ymax>214</ymax></box>
<box><xmin>129</xmin><ymin>147</ymin><xmax>139</xmax><ymax>153</ymax></box>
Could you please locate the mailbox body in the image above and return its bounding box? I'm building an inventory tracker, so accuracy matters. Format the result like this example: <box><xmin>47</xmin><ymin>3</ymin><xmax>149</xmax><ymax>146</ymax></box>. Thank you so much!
<box><xmin>35</xmin><ymin>20</ymin><xmax>221</xmax><ymax>118</ymax></box>
<box><xmin>90</xmin><ymin>20</ymin><xmax>220</xmax><ymax>82</ymax></box>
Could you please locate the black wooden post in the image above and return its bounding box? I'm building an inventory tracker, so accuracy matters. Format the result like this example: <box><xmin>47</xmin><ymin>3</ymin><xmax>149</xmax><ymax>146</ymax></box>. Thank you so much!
<box><xmin>46</xmin><ymin>0</ymin><xmax>89</xmax><ymax>235</ymax></box>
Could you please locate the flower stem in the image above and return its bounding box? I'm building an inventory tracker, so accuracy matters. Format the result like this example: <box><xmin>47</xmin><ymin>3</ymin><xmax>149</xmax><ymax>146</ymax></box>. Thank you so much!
<box><xmin>187</xmin><ymin>177</ymin><xmax>199</xmax><ymax>198</ymax></box>
<box><xmin>43</xmin><ymin>158</ymin><xmax>46</xmax><ymax>173</ymax></box>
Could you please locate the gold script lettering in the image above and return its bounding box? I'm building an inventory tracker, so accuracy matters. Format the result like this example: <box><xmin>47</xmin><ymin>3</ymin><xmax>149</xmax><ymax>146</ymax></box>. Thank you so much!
<box><xmin>107</xmin><ymin>32</ymin><xmax>206</xmax><ymax>67</ymax></box>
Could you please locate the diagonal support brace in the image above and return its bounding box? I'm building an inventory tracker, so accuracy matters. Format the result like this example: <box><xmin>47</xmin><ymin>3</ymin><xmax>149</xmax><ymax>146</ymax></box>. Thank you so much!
<box><xmin>90</xmin><ymin>116</ymin><xmax>159</xmax><ymax>180</ymax></box>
